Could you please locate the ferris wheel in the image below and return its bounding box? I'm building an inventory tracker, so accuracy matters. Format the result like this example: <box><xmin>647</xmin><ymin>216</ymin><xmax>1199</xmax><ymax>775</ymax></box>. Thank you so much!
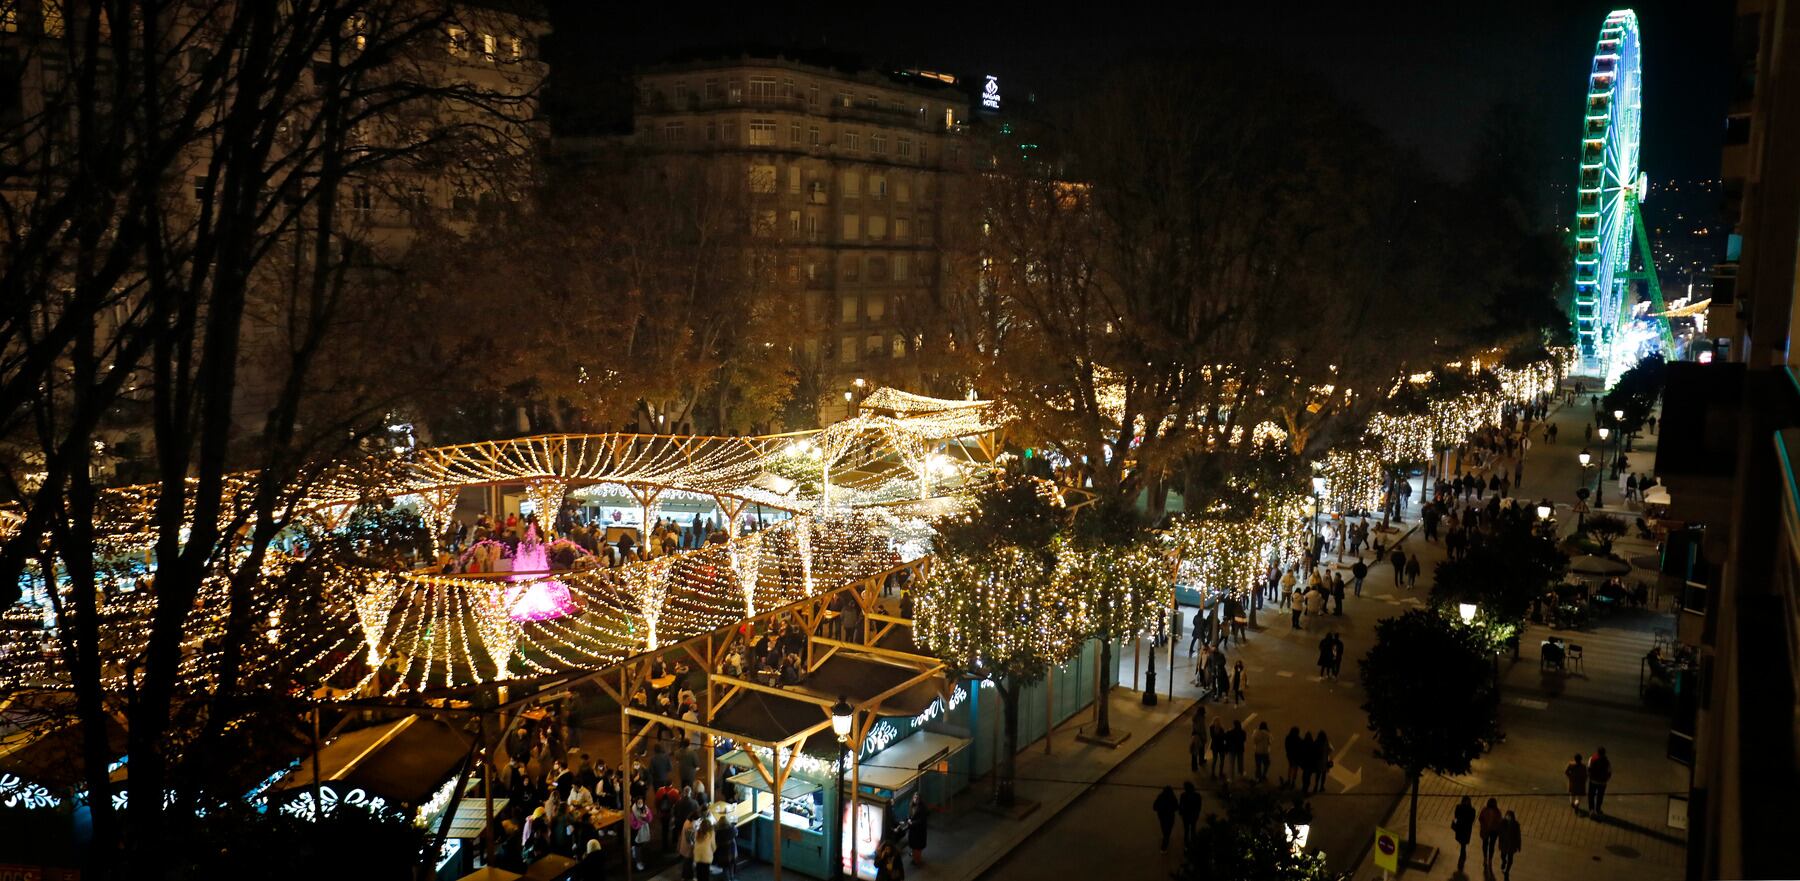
<box><xmin>1571</xmin><ymin>9</ymin><xmax>1672</xmax><ymax>382</ymax></box>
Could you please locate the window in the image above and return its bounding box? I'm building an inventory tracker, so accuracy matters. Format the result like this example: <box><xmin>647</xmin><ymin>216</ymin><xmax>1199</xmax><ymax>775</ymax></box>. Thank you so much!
<box><xmin>42</xmin><ymin>0</ymin><xmax>63</xmax><ymax>36</ymax></box>
<box><xmin>865</xmin><ymin>335</ymin><xmax>884</xmax><ymax>357</ymax></box>
<box><xmin>721</xmin><ymin>122</ymin><xmax>736</xmax><ymax>142</ymax></box>
<box><xmin>192</xmin><ymin>175</ymin><xmax>209</xmax><ymax>203</ymax></box>
<box><xmin>706</xmin><ymin>121</ymin><xmax>717</xmax><ymax>142</ymax></box>
<box><xmin>788</xmin><ymin>263</ymin><xmax>800</xmax><ymax>283</ymax></box>
<box><xmin>409</xmin><ymin>186</ymin><xmax>430</xmax><ymax>210</ymax></box>
<box><xmin>867</xmin><ymin>257</ymin><xmax>887</xmax><ymax>281</ymax></box>
<box><xmin>749</xmin><ymin>165</ymin><xmax>776</xmax><ymax>193</ymax></box>
<box><xmin>843</xmin><ymin>131</ymin><xmax>860</xmax><ymax>151</ymax></box>
<box><xmin>674</xmin><ymin>82</ymin><xmax>690</xmax><ymax>103</ymax></box>
<box><xmin>805</xmin><ymin>214</ymin><xmax>821</xmax><ymax>241</ymax></box>
<box><xmin>661</xmin><ymin>122</ymin><xmax>686</xmax><ymax>143</ymax></box>
<box><xmin>787</xmin><ymin>166</ymin><xmax>801</xmax><ymax>194</ymax></box>
<box><xmin>782</xmin><ymin>77</ymin><xmax>795</xmax><ymax>98</ymax></box>
<box><xmin>842</xmin><ymin>214</ymin><xmax>860</xmax><ymax>240</ymax></box>
<box><xmin>508</xmin><ymin>36</ymin><xmax>524</xmax><ymax>61</ymax></box>
<box><xmin>867</xmin><ymin>294</ymin><xmax>886</xmax><ymax>322</ymax></box>
<box><xmin>808</xmin><ymin>125</ymin><xmax>820</xmax><ymax>145</ymax></box>
<box><xmin>841</xmin><ymin>296</ymin><xmax>859</xmax><ymax>323</ymax></box>
<box><xmin>896</xmin><ymin>182</ymin><xmax>911</xmax><ymax>203</ymax></box>
<box><xmin>867</xmin><ymin>216</ymin><xmax>886</xmax><ymax>240</ymax></box>
<box><xmin>893</xmin><ymin>255</ymin><xmax>909</xmax><ymax>281</ymax></box>
<box><xmin>704</xmin><ymin>79</ymin><xmax>719</xmax><ymax>100</ymax></box>
<box><xmin>790</xmin><ymin>123</ymin><xmax>802</xmax><ymax>145</ymax></box>
<box><xmin>870</xmin><ymin>133</ymin><xmax>887</xmax><ymax>154</ymax></box>
<box><xmin>753</xmin><ymin>209</ymin><xmax>776</xmax><ymax>236</ymax></box>
<box><xmin>840</xmin><ymin>336</ymin><xmax>858</xmax><ymax>365</ymax></box>
<box><xmin>748</xmin><ymin>118</ymin><xmax>776</xmax><ymax>146</ymax></box>
<box><xmin>352</xmin><ymin>184</ymin><xmax>373</xmax><ymax>216</ymax></box>
<box><xmin>838</xmin><ymin>92</ymin><xmax>854</xmax><ymax>108</ymax></box>
<box><xmin>788</xmin><ymin>210</ymin><xmax>801</xmax><ymax>236</ymax></box>
<box><xmin>748</xmin><ymin>76</ymin><xmax>777</xmax><ymax>99</ymax></box>
<box><xmin>894</xmin><ymin>218</ymin><xmax>911</xmax><ymax>240</ymax></box>
<box><xmin>806</xmin><ymin>261</ymin><xmax>819</xmax><ymax>281</ymax></box>
<box><xmin>918</xmin><ymin>217</ymin><xmax>932</xmax><ymax>240</ymax></box>
<box><xmin>943</xmin><ymin>107</ymin><xmax>954</xmax><ymax>129</ymax></box>
<box><xmin>870</xmin><ymin>176</ymin><xmax>886</xmax><ymax>199</ymax></box>
<box><xmin>920</xmin><ymin>143</ymin><xmax>929</xmax><ymax>164</ymax></box>
<box><xmin>842</xmin><ymin>256</ymin><xmax>860</xmax><ymax>281</ymax></box>
<box><xmin>728</xmin><ymin>80</ymin><xmax>743</xmax><ymax>103</ymax></box>
<box><xmin>863</xmin><ymin>93</ymin><xmax>880</xmax><ymax>109</ymax></box>
<box><xmin>804</xmin><ymin>337</ymin><xmax>820</xmax><ymax>364</ymax></box>
<box><xmin>842</xmin><ymin>172</ymin><xmax>861</xmax><ymax>198</ymax></box>
<box><xmin>809</xmin><ymin>84</ymin><xmax>820</xmax><ymax>107</ymax></box>
<box><xmin>898</xmin><ymin>138</ymin><xmax>913</xmax><ymax>158</ymax></box>
<box><xmin>892</xmin><ymin>335</ymin><xmax>907</xmax><ymax>359</ymax></box>
<box><xmin>446</xmin><ymin>27</ymin><xmax>468</xmax><ymax>56</ymax></box>
<box><xmin>481</xmin><ymin>33</ymin><xmax>497</xmax><ymax>59</ymax></box>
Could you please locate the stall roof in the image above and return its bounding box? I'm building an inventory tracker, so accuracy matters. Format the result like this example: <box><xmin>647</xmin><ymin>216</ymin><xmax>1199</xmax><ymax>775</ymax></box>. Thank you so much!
<box><xmin>445</xmin><ymin>796</ymin><xmax>511</xmax><ymax>839</ymax></box>
<box><xmin>855</xmin><ymin>731</ymin><xmax>971</xmax><ymax>794</ymax></box>
<box><xmin>710</xmin><ymin>690</ymin><xmax>830</xmax><ymax>745</ymax></box>
<box><xmin>795</xmin><ymin>654</ymin><xmax>942</xmax><ymax>717</ymax></box>
<box><xmin>875</xmin><ymin>625</ymin><xmax>922</xmax><ymax>656</ymax></box>
<box><xmin>458</xmin><ymin>868</ymin><xmax>523</xmax><ymax>881</ymax></box>
<box><xmin>271</xmin><ymin>716</ymin><xmax>471</xmax><ymax>805</ymax></box>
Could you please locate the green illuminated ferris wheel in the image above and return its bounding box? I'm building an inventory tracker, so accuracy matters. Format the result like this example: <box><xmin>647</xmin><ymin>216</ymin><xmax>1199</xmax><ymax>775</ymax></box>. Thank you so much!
<box><xmin>1571</xmin><ymin>8</ymin><xmax>1673</xmax><ymax>383</ymax></box>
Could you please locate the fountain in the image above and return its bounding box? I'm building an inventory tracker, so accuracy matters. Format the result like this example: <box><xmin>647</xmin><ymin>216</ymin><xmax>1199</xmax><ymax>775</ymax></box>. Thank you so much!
<box><xmin>502</xmin><ymin>524</ymin><xmax>573</xmax><ymax>621</ymax></box>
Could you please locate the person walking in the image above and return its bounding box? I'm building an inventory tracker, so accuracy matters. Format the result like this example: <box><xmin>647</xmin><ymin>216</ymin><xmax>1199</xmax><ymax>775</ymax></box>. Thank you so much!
<box><xmin>1317</xmin><ymin>634</ymin><xmax>1335</xmax><ymax>679</ymax></box>
<box><xmin>1177</xmin><ymin>782</ymin><xmax>1204</xmax><ymax>842</ymax></box>
<box><xmin>1209</xmin><ymin>719</ymin><xmax>1228</xmax><ymax>779</ymax></box>
<box><xmin>1298</xmin><ymin>731</ymin><xmax>1318</xmax><ymax>792</ymax></box>
<box><xmin>1283</xmin><ymin>726</ymin><xmax>1304</xmax><ymax>788</ymax></box>
<box><xmin>1290</xmin><ymin>583</ymin><xmax>1305</xmax><ymax>629</ymax></box>
<box><xmin>1390</xmin><ymin>547</ymin><xmax>1406</xmax><ymax>587</ymax></box>
<box><xmin>1564</xmin><ymin>753</ymin><xmax>1588</xmax><ymax>811</ymax></box>
<box><xmin>1189</xmin><ymin>727</ymin><xmax>1205</xmax><ymax>773</ymax></box>
<box><xmin>1587</xmin><ymin>746</ymin><xmax>1612</xmax><ymax>816</ymax></box>
<box><xmin>1329</xmin><ymin>632</ymin><xmax>1345</xmax><ymax>680</ymax></box>
<box><xmin>1499</xmin><ymin>810</ymin><xmax>1523</xmax><ymax>881</ymax></box>
<box><xmin>1153</xmin><ymin>785</ymin><xmax>1179</xmax><ymax>852</ymax></box>
<box><xmin>1231</xmin><ymin>660</ymin><xmax>1247</xmax><ymax>706</ymax></box>
<box><xmin>1331</xmin><ymin>573</ymin><xmax>1345</xmax><ymax>615</ymax></box>
<box><xmin>907</xmin><ymin>792</ymin><xmax>930</xmax><ymax>866</ymax></box>
<box><xmin>1452</xmin><ymin>795</ymin><xmax>1477</xmax><ymax>869</ymax></box>
<box><xmin>1405</xmin><ymin>555</ymin><xmax>1421</xmax><ymax>591</ymax></box>
<box><xmin>1312</xmin><ymin>730</ymin><xmax>1332</xmax><ymax>793</ymax></box>
<box><xmin>1252</xmin><ymin>722</ymin><xmax>1272</xmax><ymax>783</ymax></box>
<box><xmin>1478</xmin><ymin>797</ymin><xmax>1503</xmax><ymax>866</ymax></box>
<box><xmin>1350</xmin><ymin>558</ymin><xmax>1367</xmax><ymax>597</ymax></box>
<box><xmin>1228</xmin><ymin>720</ymin><xmax>1247</xmax><ymax>779</ymax></box>
<box><xmin>692</xmin><ymin>817</ymin><xmax>716</xmax><ymax>881</ymax></box>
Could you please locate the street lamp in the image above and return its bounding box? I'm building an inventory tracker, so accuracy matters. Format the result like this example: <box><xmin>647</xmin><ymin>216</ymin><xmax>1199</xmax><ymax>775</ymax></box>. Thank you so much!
<box><xmin>1596</xmin><ymin>426</ymin><xmax>1610</xmax><ymax>473</ymax></box>
<box><xmin>830</xmin><ymin>696</ymin><xmax>854</xmax><ymax>881</ymax></box>
<box><xmin>1458</xmin><ymin>602</ymin><xmax>1478</xmax><ymax>623</ymax></box>
<box><xmin>1536</xmin><ymin>504</ymin><xmax>1552</xmax><ymax>521</ymax></box>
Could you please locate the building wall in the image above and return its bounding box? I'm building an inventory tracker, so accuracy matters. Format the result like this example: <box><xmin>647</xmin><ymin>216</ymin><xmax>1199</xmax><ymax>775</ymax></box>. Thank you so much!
<box><xmin>626</xmin><ymin>58</ymin><xmax>973</xmax><ymax>420</ymax></box>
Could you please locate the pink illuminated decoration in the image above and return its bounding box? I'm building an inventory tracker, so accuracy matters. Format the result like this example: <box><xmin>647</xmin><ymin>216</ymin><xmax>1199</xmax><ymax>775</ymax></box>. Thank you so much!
<box><xmin>502</xmin><ymin>525</ymin><xmax>573</xmax><ymax>621</ymax></box>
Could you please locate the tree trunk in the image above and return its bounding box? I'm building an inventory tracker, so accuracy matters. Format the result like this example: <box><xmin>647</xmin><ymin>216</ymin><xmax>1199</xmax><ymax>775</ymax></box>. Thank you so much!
<box><xmin>997</xmin><ymin>682</ymin><xmax>1021</xmax><ymax>807</ymax></box>
<box><xmin>1095</xmin><ymin>639</ymin><xmax>1113</xmax><ymax>737</ymax></box>
<box><xmin>1406</xmin><ymin>769</ymin><xmax>1421</xmax><ymax>849</ymax></box>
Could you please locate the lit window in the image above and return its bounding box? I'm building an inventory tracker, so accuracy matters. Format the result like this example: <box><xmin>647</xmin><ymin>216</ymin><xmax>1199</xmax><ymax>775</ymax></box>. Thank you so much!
<box><xmin>787</xmin><ymin>166</ymin><xmax>800</xmax><ymax>193</ymax></box>
<box><xmin>842</xmin><ymin>215</ymin><xmax>860</xmax><ymax>240</ymax></box>
<box><xmin>840</xmin><ymin>336</ymin><xmax>858</xmax><ymax>364</ymax></box>
<box><xmin>481</xmin><ymin>33</ymin><xmax>497</xmax><ymax>59</ymax></box>
<box><xmin>867</xmin><ymin>216</ymin><xmax>886</xmax><ymax>239</ymax></box>
<box><xmin>898</xmin><ymin>138</ymin><xmax>912</xmax><ymax>158</ymax></box>
<box><xmin>841</xmin><ymin>296</ymin><xmax>859</xmax><ymax>323</ymax></box>
<box><xmin>661</xmin><ymin>122</ymin><xmax>686</xmax><ymax>143</ymax></box>
<box><xmin>446</xmin><ymin>27</ymin><xmax>468</xmax><ymax>56</ymax></box>
<box><xmin>893</xmin><ymin>255</ymin><xmax>909</xmax><ymax>281</ymax></box>
<box><xmin>843</xmin><ymin>131</ymin><xmax>860</xmax><ymax>151</ymax></box>
<box><xmin>748</xmin><ymin>119</ymin><xmax>776</xmax><ymax>146</ymax></box>
<box><xmin>808</xmin><ymin>125</ymin><xmax>820</xmax><ymax>146</ymax></box>
<box><xmin>790</xmin><ymin>123</ymin><xmax>802</xmax><ymax>145</ymax></box>
<box><xmin>842</xmin><ymin>172</ymin><xmax>861</xmax><ymax>198</ymax></box>
<box><xmin>871</xmin><ymin>134</ymin><xmax>887</xmax><ymax>154</ymax></box>
<box><xmin>892</xmin><ymin>335</ymin><xmax>907</xmax><ymax>359</ymax></box>
<box><xmin>749</xmin><ymin>165</ymin><xmax>776</xmax><ymax>193</ymax></box>
<box><xmin>867</xmin><ymin>293</ymin><xmax>886</xmax><ymax>321</ymax></box>
<box><xmin>894</xmin><ymin>218</ymin><xmax>910</xmax><ymax>240</ymax></box>
<box><xmin>896</xmin><ymin>182</ymin><xmax>911</xmax><ymax>203</ymax></box>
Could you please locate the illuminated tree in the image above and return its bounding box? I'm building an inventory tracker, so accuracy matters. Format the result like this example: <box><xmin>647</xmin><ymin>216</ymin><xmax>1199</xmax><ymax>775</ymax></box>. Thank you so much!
<box><xmin>1360</xmin><ymin>610</ymin><xmax>1502</xmax><ymax>851</ymax></box>
<box><xmin>1432</xmin><ymin>515</ymin><xmax>1567</xmax><ymax>657</ymax></box>
<box><xmin>917</xmin><ymin>476</ymin><xmax>1080</xmax><ymax>807</ymax></box>
<box><xmin>1059</xmin><ymin>538</ymin><xmax>1172</xmax><ymax>737</ymax></box>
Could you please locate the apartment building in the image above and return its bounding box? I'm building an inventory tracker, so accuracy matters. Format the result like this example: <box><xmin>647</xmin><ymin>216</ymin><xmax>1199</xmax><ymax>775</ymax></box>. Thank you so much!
<box><xmin>628</xmin><ymin>54</ymin><xmax>973</xmax><ymax>417</ymax></box>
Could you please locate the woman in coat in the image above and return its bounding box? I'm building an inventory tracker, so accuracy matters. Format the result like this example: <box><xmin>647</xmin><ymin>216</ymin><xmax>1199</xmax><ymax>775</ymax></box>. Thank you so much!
<box><xmin>1564</xmin><ymin>753</ymin><xmax>1588</xmax><ymax>811</ymax></box>
<box><xmin>1311</xmin><ymin>731</ymin><xmax>1333</xmax><ymax>793</ymax></box>
<box><xmin>1451</xmin><ymin>796</ymin><xmax>1477</xmax><ymax>869</ymax></box>
<box><xmin>1152</xmin><ymin>785</ymin><xmax>1179</xmax><ymax>852</ymax></box>
<box><xmin>907</xmin><ymin>793</ymin><xmax>930</xmax><ymax>866</ymax></box>
<box><xmin>1498</xmin><ymin>810</ymin><xmax>1523</xmax><ymax>881</ymax></box>
<box><xmin>1478</xmin><ymin>797</ymin><xmax>1504</xmax><ymax>865</ymax></box>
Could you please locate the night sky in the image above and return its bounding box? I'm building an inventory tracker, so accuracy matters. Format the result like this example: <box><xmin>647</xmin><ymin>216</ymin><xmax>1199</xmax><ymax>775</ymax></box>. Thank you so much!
<box><xmin>544</xmin><ymin>0</ymin><xmax>1733</xmax><ymax>189</ymax></box>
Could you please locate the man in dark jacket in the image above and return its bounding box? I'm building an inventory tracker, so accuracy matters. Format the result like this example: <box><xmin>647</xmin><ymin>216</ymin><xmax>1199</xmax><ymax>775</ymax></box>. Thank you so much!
<box><xmin>1177</xmin><ymin>782</ymin><xmax>1204</xmax><ymax>841</ymax></box>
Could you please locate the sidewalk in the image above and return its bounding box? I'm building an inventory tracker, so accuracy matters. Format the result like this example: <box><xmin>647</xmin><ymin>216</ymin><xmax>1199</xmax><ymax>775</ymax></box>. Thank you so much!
<box><xmin>1352</xmin><ymin>381</ymin><xmax>1686</xmax><ymax>881</ymax></box>
<box><xmin>649</xmin><ymin>688</ymin><xmax>1192</xmax><ymax>881</ymax></box>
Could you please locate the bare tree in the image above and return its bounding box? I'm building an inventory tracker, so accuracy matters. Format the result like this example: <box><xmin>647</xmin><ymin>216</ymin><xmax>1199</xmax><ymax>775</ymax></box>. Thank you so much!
<box><xmin>0</xmin><ymin>1</ymin><xmax>536</xmax><ymax>871</ymax></box>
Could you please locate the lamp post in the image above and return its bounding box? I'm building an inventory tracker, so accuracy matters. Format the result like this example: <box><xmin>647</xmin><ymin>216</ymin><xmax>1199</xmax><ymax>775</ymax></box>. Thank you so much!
<box><xmin>1596</xmin><ymin>426</ymin><xmax>1611</xmax><ymax>476</ymax></box>
<box><xmin>1458</xmin><ymin>602</ymin><xmax>1478</xmax><ymax>624</ymax></box>
<box><xmin>831</xmin><ymin>696</ymin><xmax>854</xmax><ymax>881</ymax></box>
<box><xmin>1578</xmin><ymin>449</ymin><xmax>1595</xmax><ymax>525</ymax></box>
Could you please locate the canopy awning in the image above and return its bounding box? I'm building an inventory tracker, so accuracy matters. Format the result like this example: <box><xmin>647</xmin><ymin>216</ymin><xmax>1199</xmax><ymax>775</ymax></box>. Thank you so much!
<box><xmin>855</xmin><ymin>731</ymin><xmax>971</xmax><ymax>794</ymax></box>
<box><xmin>444</xmin><ymin>795</ymin><xmax>511</xmax><ymax>838</ymax></box>
<box><xmin>729</xmin><ymin>769</ymin><xmax>821</xmax><ymax>799</ymax></box>
<box><xmin>270</xmin><ymin>716</ymin><xmax>471</xmax><ymax>805</ymax></box>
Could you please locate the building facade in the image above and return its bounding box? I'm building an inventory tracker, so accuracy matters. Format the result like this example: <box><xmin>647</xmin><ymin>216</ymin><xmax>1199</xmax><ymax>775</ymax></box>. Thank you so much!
<box><xmin>628</xmin><ymin>55</ymin><xmax>973</xmax><ymax>418</ymax></box>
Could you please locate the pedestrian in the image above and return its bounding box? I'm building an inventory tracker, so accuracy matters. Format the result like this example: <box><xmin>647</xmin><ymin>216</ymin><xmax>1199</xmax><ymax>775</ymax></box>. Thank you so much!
<box><xmin>1283</xmin><ymin>726</ymin><xmax>1303</xmax><ymax>788</ymax></box>
<box><xmin>1564</xmin><ymin>753</ymin><xmax>1588</xmax><ymax>811</ymax></box>
<box><xmin>1191</xmin><ymin>704</ymin><xmax>1208</xmax><ymax>761</ymax></box>
<box><xmin>1350</xmin><ymin>558</ymin><xmax>1367</xmax><ymax>597</ymax></box>
<box><xmin>1312</xmin><ymin>730</ymin><xmax>1332</xmax><ymax>793</ymax></box>
<box><xmin>1499</xmin><ymin>810</ymin><xmax>1523</xmax><ymax>880</ymax></box>
<box><xmin>1331</xmin><ymin>573</ymin><xmax>1345</xmax><ymax>615</ymax></box>
<box><xmin>1252</xmin><ymin>722</ymin><xmax>1272</xmax><ymax>782</ymax></box>
<box><xmin>1178</xmin><ymin>781</ymin><xmax>1203</xmax><ymax>841</ymax></box>
<box><xmin>908</xmin><ymin>792</ymin><xmax>930</xmax><ymax>866</ymax></box>
<box><xmin>1228</xmin><ymin>720</ymin><xmax>1247</xmax><ymax>778</ymax></box>
<box><xmin>1404</xmin><ymin>555</ymin><xmax>1421</xmax><ymax>590</ymax></box>
<box><xmin>1153</xmin><ymin>785</ymin><xmax>1179</xmax><ymax>852</ymax></box>
<box><xmin>1189</xmin><ymin>728</ymin><xmax>1205</xmax><ymax>773</ymax></box>
<box><xmin>693</xmin><ymin>817</ymin><xmax>715</xmax><ymax>881</ymax></box>
<box><xmin>1587</xmin><ymin>746</ymin><xmax>1612</xmax><ymax>816</ymax></box>
<box><xmin>677</xmin><ymin>813</ymin><xmax>696</xmax><ymax>881</ymax></box>
<box><xmin>1452</xmin><ymin>795</ymin><xmax>1476</xmax><ymax>869</ymax></box>
<box><xmin>1298</xmin><ymin>731</ymin><xmax>1318</xmax><ymax>792</ymax></box>
<box><xmin>1210</xmin><ymin>719</ymin><xmax>1228</xmax><ymax>778</ymax></box>
<box><xmin>1390</xmin><ymin>548</ymin><xmax>1406</xmax><ymax>587</ymax></box>
<box><xmin>1329</xmin><ymin>632</ymin><xmax>1345</xmax><ymax>679</ymax></box>
<box><xmin>1317</xmin><ymin>634</ymin><xmax>1335</xmax><ymax>679</ymax></box>
<box><xmin>1290</xmin><ymin>584</ymin><xmax>1304</xmax><ymax>629</ymax></box>
<box><xmin>1478</xmin><ymin>797</ymin><xmax>1503</xmax><ymax>865</ymax></box>
<box><xmin>1231</xmin><ymin>660</ymin><xmax>1246</xmax><ymax>706</ymax></box>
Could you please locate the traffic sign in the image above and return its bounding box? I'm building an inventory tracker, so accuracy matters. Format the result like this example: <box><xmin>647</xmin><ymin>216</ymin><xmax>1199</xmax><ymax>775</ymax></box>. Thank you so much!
<box><xmin>1373</xmin><ymin>826</ymin><xmax>1400</xmax><ymax>873</ymax></box>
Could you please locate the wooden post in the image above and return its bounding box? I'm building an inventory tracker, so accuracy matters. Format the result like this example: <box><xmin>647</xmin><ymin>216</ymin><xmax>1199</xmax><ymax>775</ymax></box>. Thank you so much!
<box><xmin>482</xmin><ymin>714</ymin><xmax>495</xmax><ymax>865</ymax></box>
<box><xmin>310</xmin><ymin>706</ymin><xmax>323</xmax><ymax>823</ymax></box>
<box><xmin>620</xmin><ymin>669</ymin><xmax>635</xmax><ymax>881</ymax></box>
